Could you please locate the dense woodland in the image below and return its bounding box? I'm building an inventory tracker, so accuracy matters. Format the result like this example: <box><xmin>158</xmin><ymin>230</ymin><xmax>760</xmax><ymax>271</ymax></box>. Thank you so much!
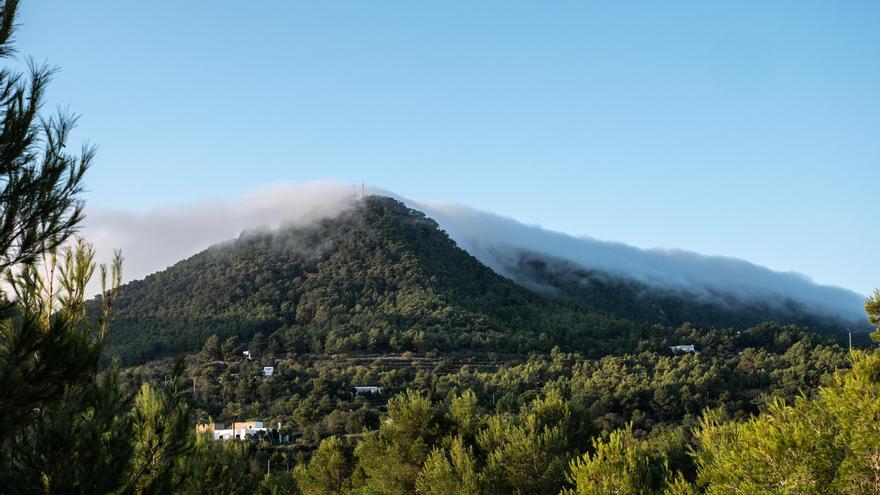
<box><xmin>504</xmin><ymin>251</ymin><xmax>868</xmax><ymax>339</ymax></box>
<box><xmin>2</xmin><ymin>1</ymin><xmax>880</xmax><ymax>493</ymax></box>
<box><xmin>101</xmin><ymin>196</ymin><xmax>651</xmax><ymax>365</ymax></box>
<box><xmin>126</xmin><ymin>323</ymin><xmax>846</xmax><ymax>445</ymax></box>
<box><xmin>100</xmin><ymin>196</ymin><xmax>862</xmax><ymax>367</ymax></box>
<box><xmin>116</xmin><ymin>321</ymin><xmax>853</xmax><ymax>494</ymax></box>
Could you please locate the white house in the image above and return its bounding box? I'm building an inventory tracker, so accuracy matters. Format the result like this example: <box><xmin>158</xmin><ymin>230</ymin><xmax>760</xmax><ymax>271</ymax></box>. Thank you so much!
<box><xmin>669</xmin><ymin>344</ymin><xmax>696</xmax><ymax>354</ymax></box>
<box><xmin>212</xmin><ymin>421</ymin><xmax>267</xmax><ymax>441</ymax></box>
<box><xmin>354</xmin><ymin>386</ymin><xmax>384</xmax><ymax>394</ymax></box>
<box><xmin>242</xmin><ymin>350</ymin><xmax>252</xmax><ymax>360</ymax></box>
<box><xmin>262</xmin><ymin>366</ymin><xmax>274</xmax><ymax>377</ymax></box>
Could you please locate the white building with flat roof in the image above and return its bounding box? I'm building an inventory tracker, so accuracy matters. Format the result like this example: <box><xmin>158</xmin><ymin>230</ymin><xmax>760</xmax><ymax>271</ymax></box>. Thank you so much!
<box><xmin>354</xmin><ymin>386</ymin><xmax>384</xmax><ymax>394</ymax></box>
<box><xmin>212</xmin><ymin>421</ymin><xmax>267</xmax><ymax>441</ymax></box>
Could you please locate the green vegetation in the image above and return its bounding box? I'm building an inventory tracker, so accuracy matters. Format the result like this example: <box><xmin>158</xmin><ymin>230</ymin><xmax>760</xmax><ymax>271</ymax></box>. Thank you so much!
<box><xmin>102</xmin><ymin>195</ymin><xmax>655</xmax><ymax>366</ymax></box>
<box><xmin>508</xmin><ymin>253</ymin><xmax>866</xmax><ymax>338</ymax></box>
<box><xmin>112</xmin><ymin>315</ymin><xmax>874</xmax><ymax>494</ymax></box>
<box><xmin>160</xmin><ymin>322</ymin><xmax>844</xmax><ymax>442</ymax></box>
<box><xmin>102</xmin><ymin>195</ymin><xmax>860</xmax><ymax>367</ymax></box>
<box><xmin>2</xmin><ymin>1</ymin><xmax>879</xmax><ymax>493</ymax></box>
<box><xmin>113</xmin><ymin>320</ymin><xmax>843</xmax><ymax>493</ymax></box>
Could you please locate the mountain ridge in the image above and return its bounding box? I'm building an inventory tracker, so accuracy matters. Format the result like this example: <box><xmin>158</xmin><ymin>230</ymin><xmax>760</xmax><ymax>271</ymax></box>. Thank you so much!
<box><xmin>101</xmin><ymin>196</ymin><xmax>640</xmax><ymax>365</ymax></box>
<box><xmin>100</xmin><ymin>195</ymin><xmax>860</xmax><ymax>366</ymax></box>
<box><xmin>412</xmin><ymin>198</ymin><xmax>868</xmax><ymax>324</ymax></box>
<box><xmin>496</xmin><ymin>248</ymin><xmax>867</xmax><ymax>338</ymax></box>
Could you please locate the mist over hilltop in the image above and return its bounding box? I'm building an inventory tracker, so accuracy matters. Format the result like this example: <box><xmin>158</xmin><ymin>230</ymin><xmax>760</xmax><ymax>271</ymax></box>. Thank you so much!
<box><xmin>82</xmin><ymin>181</ymin><xmax>868</xmax><ymax>326</ymax></box>
<box><xmin>410</xmin><ymin>199</ymin><xmax>868</xmax><ymax>326</ymax></box>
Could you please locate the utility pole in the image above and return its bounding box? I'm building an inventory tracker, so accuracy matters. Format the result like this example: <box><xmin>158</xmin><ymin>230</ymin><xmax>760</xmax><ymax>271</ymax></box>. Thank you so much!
<box><xmin>232</xmin><ymin>411</ymin><xmax>239</xmax><ymax>440</ymax></box>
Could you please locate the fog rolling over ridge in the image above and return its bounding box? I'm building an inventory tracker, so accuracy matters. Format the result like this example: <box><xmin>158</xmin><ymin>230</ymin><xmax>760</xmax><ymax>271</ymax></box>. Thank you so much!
<box><xmin>410</xmin><ymin>201</ymin><xmax>865</xmax><ymax>326</ymax></box>
<box><xmin>82</xmin><ymin>181</ymin><xmax>867</xmax><ymax>325</ymax></box>
<box><xmin>409</xmin><ymin>199</ymin><xmax>868</xmax><ymax>325</ymax></box>
<box><xmin>83</xmin><ymin>181</ymin><xmax>358</xmax><ymax>292</ymax></box>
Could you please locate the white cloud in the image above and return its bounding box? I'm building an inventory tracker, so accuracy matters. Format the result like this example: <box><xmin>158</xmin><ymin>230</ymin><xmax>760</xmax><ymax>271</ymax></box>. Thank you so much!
<box><xmin>82</xmin><ymin>180</ymin><xmax>358</xmax><ymax>294</ymax></box>
<box><xmin>408</xmin><ymin>199</ymin><xmax>867</xmax><ymax>323</ymax></box>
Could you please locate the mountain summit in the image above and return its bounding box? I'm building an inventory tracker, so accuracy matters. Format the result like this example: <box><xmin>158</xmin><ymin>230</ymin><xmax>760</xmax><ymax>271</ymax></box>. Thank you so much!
<box><xmin>102</xmin><ymin>196</ymin><xmax>857</xmax><ymax>365</ymax></box>
<box><xmin>103</xmin><ymin>196</ymin><xmax>638</xmax><ymax>364</ymax></box>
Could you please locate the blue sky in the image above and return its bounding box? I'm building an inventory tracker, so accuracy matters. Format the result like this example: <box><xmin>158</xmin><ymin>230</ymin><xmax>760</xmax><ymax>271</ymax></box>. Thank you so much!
<box><xmin>16</xmin><ymin>1</ymin><xmax>880</xmax><ymax>294</ymax></box>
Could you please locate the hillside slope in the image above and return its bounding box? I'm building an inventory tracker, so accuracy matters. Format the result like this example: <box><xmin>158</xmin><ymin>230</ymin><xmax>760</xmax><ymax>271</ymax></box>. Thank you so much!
<box><xmin>101</xmin><ymin>195</ymin><xmax>859</xmax><ymax>366</ymax></box>
<box><xmin>102</xmin><ymin>197</ymin><xmax>644</xmax><ymax>365</ymax></box>
<box><xmin>414</xmin><ymin>200</ymin><xmax>868</xmax><ymax>332</ymax></box>
<box><xmin>499</xmin><ymin>250</ymin><xmax>865</xmax><ymax>338</ymax></box>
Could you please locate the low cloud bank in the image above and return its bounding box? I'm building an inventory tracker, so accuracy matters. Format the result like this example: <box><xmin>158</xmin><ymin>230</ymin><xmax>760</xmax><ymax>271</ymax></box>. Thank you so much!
<box><xmin>408</xmin><ymin>200</ymin><xmax>868</xmax><ymax>324</ymax></box>
<box><xmin>83</xmin><ymin>181</ymin><xmax>357</xmax><ymax>293</ymax></box>
<box><xmin>81</xmin><ymin>181</ymin><xmax>867</xmax><ymax>323</ymax></box>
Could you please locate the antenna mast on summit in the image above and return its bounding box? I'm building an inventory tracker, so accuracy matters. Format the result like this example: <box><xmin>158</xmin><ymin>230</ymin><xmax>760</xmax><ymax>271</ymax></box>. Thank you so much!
<box><xmin>361</xmin><ymin>180</ymin><xmax>365</xmax><ymax>196</ymax></box>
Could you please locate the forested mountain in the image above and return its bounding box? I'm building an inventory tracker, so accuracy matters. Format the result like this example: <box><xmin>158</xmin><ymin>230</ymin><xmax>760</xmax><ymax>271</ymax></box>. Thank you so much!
<box><xmin>499</xmin><ymin>250</ymin><xmax>866</xmax><ymax>338</ymax></box>
<box><xmin>87</xmin><ymin>193</ymin><xmax>877</xmax><ymax>495</ymax></box>
<box><xmin>101</xmin><ymin>195</ymin><xmax>858</xmax><ymax>366</ymax></box>
<box><xmin>102</xmin><ymin>196</ymin><xmax>647</xmax><ymax>365</ymax></box>
<box><xmin>90</xmin><ymin>193</ymin><xmax>878</xmax><ymax>493</ymax></box>
<box><xmin>4</xmin><ymin>0</ymin><xmax>878</xmax><ymax>492</ymax></box>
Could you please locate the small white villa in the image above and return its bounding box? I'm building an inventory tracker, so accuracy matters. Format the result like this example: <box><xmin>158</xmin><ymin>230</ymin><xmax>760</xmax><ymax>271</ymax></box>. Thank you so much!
<box><xmin>262</xmin><ymin>366</ymin><xmax>274</xmax><ymax>377</ymax></box>
<box><xmin>354</xmin><ymin>386</ymin><xmax>384</xmax><ymax>394</ymax></box>
<box><xmin>669</xmin><ymin>344</ymin><xmax>697</xmax><ymax>354</ymax></box>
<box><xmin>197</xmin><ymin>421</ymin><xmax>268</xmax><ymax>441</ymax></box>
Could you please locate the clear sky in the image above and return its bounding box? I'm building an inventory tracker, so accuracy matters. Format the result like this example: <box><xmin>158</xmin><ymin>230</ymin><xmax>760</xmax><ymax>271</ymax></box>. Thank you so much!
<box><xmin>15</xmin><ymin>1</ymin><xmax>880</xmax><ymax>295</ymax></box>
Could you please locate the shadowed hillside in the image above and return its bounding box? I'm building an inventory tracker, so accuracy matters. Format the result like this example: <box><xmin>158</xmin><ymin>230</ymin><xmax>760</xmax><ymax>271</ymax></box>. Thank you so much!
<box><xmin>499</xmin><ymin>250</ymin><xmax>867</xmax><ymax>339</ymax></box>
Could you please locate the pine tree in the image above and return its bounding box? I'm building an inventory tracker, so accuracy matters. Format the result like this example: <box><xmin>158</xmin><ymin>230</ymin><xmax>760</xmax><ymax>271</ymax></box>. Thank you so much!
<box><xmin>562</xmin><ymin>426</ymin><xmax>668</xmax><ymax>495</ymax></box>
<box><xmin>125</xmin><ymin>360</ymin><xmax>194</xmax><ymax>494</ymax></box>
<box><xmin>0</xmin><ymin>0</ymin><xmax>97</xmax><ymax>439</ymax></box>
<box><xmin>176</xmin><ymin>433</ymin><xmax>258</xmax><ymax>495</ymax></box>
<box><xmin>0</xmin><ymin>3</ymin><xmax>197</xmax><ymax>492</ymax></box>
<box><xmin>477</xmin><ymin>392</ymin><xmax>573</xmax><ymax>495</ymax></box>
<box><xmin>201</xmin><ymin>334</ymin><xmax>223</xmax><ymax>362</ymax></box>
<box><xmin>866</xmin><ymin>289</ymin><xmax>880</xmax><ymax>342</ymax></box>
<box><xmin>415</xmin><ymin>436</ymin><xmax>480</xmax><ymax>495</ymax></box>
<box><xmin>249</xmin><ymin>331</ymin><xmax>266</xmax><ymax>356</ymax></box>
<box><xmin>355</xmin><ymin>391</ymin><xmax>445</xmax><ymax>495</ymax></box>
<box><xmin>222</xmin><ymin>335</ymin><xmax>240</xmax><ymax>361</ymax></box>
<box><xmin>686</xmin><ymin>350</ymin><xmax>880</xmax><ymax>494</ymax></box>
<box><xmin>294</xmin><ymin>436</ymin><xmax>354</xmax><ymax>495</ymax></box>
